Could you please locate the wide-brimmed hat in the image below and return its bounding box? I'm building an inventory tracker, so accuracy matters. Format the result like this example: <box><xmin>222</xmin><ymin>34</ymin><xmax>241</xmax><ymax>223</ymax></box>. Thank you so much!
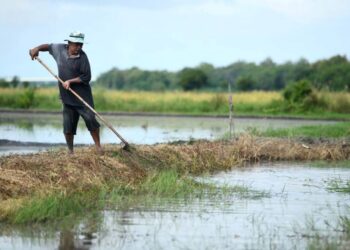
<box><xmin>64</xmin><ymin>31</ymin><xmax>85</xmax><ymax>44</ymax></box>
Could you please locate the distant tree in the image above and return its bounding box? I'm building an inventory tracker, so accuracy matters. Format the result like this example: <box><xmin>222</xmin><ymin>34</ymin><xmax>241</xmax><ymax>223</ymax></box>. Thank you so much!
<box><xmin>236</xmin><ymin>76</ymin><xmax>256</xmax><ymax>91</ymax></box>
<box><xmin>293</xmin><ymin>58</ymin><xmax>312</xmax><ymax>81</ymax></box>
<box><xmin>94</xmin><ymin>54</ymin><xmax>350</xmax><ymax>92</ymax></box>
<box><xmin>10</xmin><ymin>76</ymin><xmax>20</xmax><ymax>88</ymax></box>
<box><xmin>22</xmin><ymin>81</ymin><xmax>30</xmax><ymax>88</ymax></box>
<box><xmin>0</xmin><ymin>78</ymin><xmax>10</xmax><ymax>88</ymax></box>
<box><xmin>178</xmin><ymin>68</ymin><xmax>208</xmax><ymax>91</ymax></box>
<box><xmin>311</xmin><ymin>55</ymin><xmax>350</xmax><ymax>91</ymax></box>
<box><xmin>197</xmin><ymin>62</ymin><xmax>214</xmax><ymax>74</ymax></box>
<box><xmin>260</xmin><ymin>57</ymin><xmax>276</xmax><ymax>67</ymax></box>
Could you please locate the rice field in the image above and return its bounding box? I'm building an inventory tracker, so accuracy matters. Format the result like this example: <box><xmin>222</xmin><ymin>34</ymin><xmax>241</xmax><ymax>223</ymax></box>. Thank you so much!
<box><xmin>0</xmin><ymin>87</ymin><xmax>350</xmax><ymax>119</ymax></box>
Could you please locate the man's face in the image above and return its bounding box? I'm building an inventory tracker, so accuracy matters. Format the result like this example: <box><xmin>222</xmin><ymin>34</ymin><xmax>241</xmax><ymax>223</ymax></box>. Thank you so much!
<box><xmin>68</xmin><ymin>42</ymin><xmax>83</xmax><ymax>55</ymax></box>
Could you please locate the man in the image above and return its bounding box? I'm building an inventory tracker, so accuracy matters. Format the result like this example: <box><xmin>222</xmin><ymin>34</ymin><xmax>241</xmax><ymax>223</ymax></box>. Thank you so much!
<box><xmin>29</xmin><ymin>31</ymin><xmax>102</xmax><ymax>154</ymax></box>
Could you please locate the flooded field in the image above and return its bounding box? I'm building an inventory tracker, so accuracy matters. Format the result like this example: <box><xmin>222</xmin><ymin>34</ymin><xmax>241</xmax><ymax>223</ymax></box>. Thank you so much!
<box><xmin>1</xmin><ymin>112</ymin><xmax>348</xmax><ymax>249</ymax></box>
<box><xmin>0</xmin><ymin>112</ymin><xmax>338</xmax><ymax>155</ymax></box>
<box><xmin>0</xmin><ymin>162</ymin><xmax>349</xmax><ymax>249</ymax></box>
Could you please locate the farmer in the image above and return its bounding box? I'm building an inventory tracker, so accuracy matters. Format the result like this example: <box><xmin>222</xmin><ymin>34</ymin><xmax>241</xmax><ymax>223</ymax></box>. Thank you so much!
<box><xmin>29</xmin><ymin>31</ymin><xmax>102</xmax><ymax>154</ymax></box>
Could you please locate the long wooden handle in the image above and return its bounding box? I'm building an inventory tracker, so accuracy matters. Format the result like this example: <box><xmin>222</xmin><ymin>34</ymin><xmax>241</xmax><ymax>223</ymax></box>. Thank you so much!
<box><xmin>35</xmin><ymin>57</ymin><xmax>129</xmax><ymax>146</ymax></box>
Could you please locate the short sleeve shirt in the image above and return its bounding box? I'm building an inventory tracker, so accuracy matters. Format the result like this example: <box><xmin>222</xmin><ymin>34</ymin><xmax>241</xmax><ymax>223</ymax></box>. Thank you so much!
<box><xmin>48</xmin><ymin>43</ymin><xmax>94</xmax><ymax>107</ymax></box>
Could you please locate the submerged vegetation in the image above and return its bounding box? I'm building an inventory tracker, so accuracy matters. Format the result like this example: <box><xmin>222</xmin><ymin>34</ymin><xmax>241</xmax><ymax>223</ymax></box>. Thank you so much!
<box><xmin>327</xmin><ymin>178</ymin><xmax>350</xmax><ymax>193</ymax></box>
<box><xmin>0</xmin><ymin>136</ymin><xmax>349</xmax><ymax>224</ymax></box>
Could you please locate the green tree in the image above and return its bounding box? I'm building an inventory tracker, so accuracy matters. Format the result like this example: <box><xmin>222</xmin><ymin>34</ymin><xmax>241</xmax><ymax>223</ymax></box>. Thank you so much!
<box><xmin>178</xmin><ymin>68</ymin><xmax>208</xmax><ymax>91</ymax></box>
<box><xmin>10</xmin><ymin>76</ymin><xmax>20</xmax><ymax>88</ymax></box>
<box><xmin>311</xmin><ymin>55</ymin><xmax>350</xmax><ymax>91</ymax></box>
<box><xmin>0</xmin><ymin>78</ymin><xmax>10</xmax><ymax>88</ymax></box>
<box><xmin>236</xmin><ymin>76</ymin><xmax>256</xmax><ymax>91</ymax></box>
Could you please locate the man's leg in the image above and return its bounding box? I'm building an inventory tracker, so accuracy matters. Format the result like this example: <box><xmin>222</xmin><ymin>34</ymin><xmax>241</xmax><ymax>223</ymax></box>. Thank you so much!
<box><xmin>90</xmin><ymin>128</ymin><xmax>102</xmax><ymax>153</ymax></box>
<box><xmin>78</xmin><ymin>107</ymin><xmax>102</xmax><ymax>153</ymax></box>
<box><xmin>64</xmin><ymin>133</ymin><xmax>74</xmax><ymax>154</ymax></box>
<box><xmin>63</xmin><ymin>104</ymin><xmax>79</xmax><ymax>154</ymax></box>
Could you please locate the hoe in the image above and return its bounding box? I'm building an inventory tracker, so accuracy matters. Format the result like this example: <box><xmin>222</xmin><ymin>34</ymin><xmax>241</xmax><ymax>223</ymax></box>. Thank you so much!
<box><xmin>35</xmin><ymin>57</ymin><xmax>130</xmax><ymax>151</ymax></box>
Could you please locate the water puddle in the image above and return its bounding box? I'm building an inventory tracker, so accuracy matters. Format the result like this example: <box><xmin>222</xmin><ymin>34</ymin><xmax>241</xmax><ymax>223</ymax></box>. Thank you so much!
<box><xmin>1</xmin><ymin>162</ymin><xmax>349</xmax><ymax>249</ymax></box>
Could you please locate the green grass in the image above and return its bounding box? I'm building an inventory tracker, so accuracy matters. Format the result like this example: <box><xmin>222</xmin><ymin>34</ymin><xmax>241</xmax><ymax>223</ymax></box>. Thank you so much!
<box><xmin>310</xmin><ymin>161</ymin><xmax>350</xmax><ymax>168</ymax></box>
<box><xmin>326</xmin><ymin>178</ymin><xmax>350</xmax><ymax>193</ymax></box>
<box><xmin>339</xmin><ymin>216</ymin><xmax>350</xmax><ymax>236</ymax></box>
<box><xmin>307</xmin><ymin>239</ymin><xmax>340</xmax><ymax>250</ymax></box>
<box><xmin>1</xmin><ymin>87</ymin><xmax>350</xmax><ymax>119</ymax></box>
<box><xmin>305</xmin><ymin>214</ymin><xmax>350</xmax><ymax>250</ymax></box>
<box><xmin>12</xmin><ymin>188</ymin><xmax>106</xmax><ymax>224</ymax></box>
<box><xmin>253</xmin><ymin>122</ymin><xmax>350</xmax><ymax>138</ymax></box>
<box><xmin>7</xmin><ymin>170</ymin><xmax>268</xmax><ymax>224</ymax></box>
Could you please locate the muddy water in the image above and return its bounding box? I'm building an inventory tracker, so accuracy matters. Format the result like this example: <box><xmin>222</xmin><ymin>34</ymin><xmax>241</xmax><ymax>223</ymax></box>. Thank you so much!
<box><xmin>0</xmin><ymin>112</ymin><xmax>337</xmax><ymax>155</ymax></box>
<box><xmin>0</xmin><ymin>162</ymin><xmax>349</xmax><ymax>249</ymax></box>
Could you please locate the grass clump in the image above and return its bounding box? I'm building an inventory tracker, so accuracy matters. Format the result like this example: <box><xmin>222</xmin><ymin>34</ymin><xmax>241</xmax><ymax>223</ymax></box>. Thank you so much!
<box><xmin>12</xmin><ymin>188</ymin><xmax>105</xmax><ymax>224</ymax></box>
<box><xmin>326</xmin><ymin>178</ymin><xmax>350</xmax><ymax>193</ymax></box>
<box><xmin>139</xmin><ymin>170</ymin><xmax>207</xmax><ymax>197</ymax></box>
<box><xmin>307</xmin><ymin>239</ymin><xmax>341</xmax><ymax>250</ymax></box>
<box><xmin>339</xmin><ymin>216</ymin><xmax>350</xmax><ymax>236</ymax></box>
<box><xmin>251</xmin><ymin>122</ymin><xmax>350</xmax><ymax>138</ymax></box>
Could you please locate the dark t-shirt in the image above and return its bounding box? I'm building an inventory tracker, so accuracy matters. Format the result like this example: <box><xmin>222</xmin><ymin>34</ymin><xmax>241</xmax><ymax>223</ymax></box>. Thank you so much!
<box><xmin>49</xmin><ymin>43</ymin><xmax>94</xmax><ymax>107</ymax></box>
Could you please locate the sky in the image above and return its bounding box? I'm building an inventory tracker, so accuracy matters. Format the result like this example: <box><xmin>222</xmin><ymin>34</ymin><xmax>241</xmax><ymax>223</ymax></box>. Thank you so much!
<box><xmin>1</xmin><ymin>0</ymin><xmax>350</xmax><ymax>80</ymax></box>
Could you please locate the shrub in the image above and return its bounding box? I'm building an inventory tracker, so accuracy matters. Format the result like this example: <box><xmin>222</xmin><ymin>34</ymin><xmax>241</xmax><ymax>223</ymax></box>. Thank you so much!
<box><xmin>282</xmin><ymin>80</ymin><xmax>327</xmax><ymax>111</ymax></box>
<box><xmin>283</xmin><ymin>80</ymin><xmax>313</xmax><ymax>103</ymax></box>
<box><xmin>18</xmin><ymin>87</ymin><xmax>36</xmax><ymax>108</ymax></box>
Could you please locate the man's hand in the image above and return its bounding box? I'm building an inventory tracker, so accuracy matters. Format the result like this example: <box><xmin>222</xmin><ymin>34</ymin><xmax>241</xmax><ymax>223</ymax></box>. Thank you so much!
<box><xmin>29</xmin><ymin>48</ymin><xmax>39</xmax><ymax>60</ymax></box>
<box><xmin>63</xmin><ymin>80</ymin><xmax>71</xmax><ymax>90</ymax></box>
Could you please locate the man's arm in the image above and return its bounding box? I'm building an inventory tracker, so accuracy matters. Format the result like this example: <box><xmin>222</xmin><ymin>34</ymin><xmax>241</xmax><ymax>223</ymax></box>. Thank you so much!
<box><xmin>29</xmin><ymin>44</ymin><xmax>49</xmax><ymax>60</ymax></box>
<box><xmin>63</xmin><ymin>54</ymin><xmax>91</xmax><ymax>89</ymax></box>
<box><xmin>62</xmin><ymin>77</ymin><xmax>82</xmax><ymax>90</ymax></box>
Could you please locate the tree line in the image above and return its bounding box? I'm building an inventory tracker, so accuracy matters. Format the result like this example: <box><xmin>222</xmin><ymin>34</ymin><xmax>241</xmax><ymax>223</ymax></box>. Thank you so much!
<box><xmin>95</xmin><ymin>55</ymin><xmax>350</xmax><ymax>92</ymax></box>
<box><xmin>1</xmin><ymin>55</ymin><xmax>349</xmax><ymax>91</ymax></box>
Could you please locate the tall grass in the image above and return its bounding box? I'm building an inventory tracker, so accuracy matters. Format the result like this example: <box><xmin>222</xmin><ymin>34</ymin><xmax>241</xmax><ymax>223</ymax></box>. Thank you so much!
<box><xmin>1</xmin><ymin>87</ymin><xmax>349</xmax><ymax>117</ymax></box>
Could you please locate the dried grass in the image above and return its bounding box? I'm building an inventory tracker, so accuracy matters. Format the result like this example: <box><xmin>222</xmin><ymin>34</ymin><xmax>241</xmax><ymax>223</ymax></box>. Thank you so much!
<box><xmin>0</xmin><ymin>136</ymin><xmax>349</xmax><ymax>202</ymax></box>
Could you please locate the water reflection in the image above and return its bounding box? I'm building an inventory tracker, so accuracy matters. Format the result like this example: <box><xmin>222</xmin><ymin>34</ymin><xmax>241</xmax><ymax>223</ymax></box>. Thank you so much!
<box><xmin>58</xmin><ymin>230</ymin><xmax>97</xmax><ymax>250</ymax></box>
<box><xmin>0</xmin><ymin>112</ymin><xmax>338</xmax><ymax>147</ymax></box>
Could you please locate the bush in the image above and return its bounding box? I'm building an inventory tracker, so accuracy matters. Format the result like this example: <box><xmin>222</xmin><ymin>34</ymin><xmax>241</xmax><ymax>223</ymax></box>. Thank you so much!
<box><xmin>283</xmin><ymin>80</ymin><xmax>313</xmax><ymax>103</ymax></box>
<box><xmin>282</xmin><ymin>80</ymin><xmax>327</xmax><ymax>112</ymax></box>
<box><xmin>18</xmin><ymin>87</ymin><xmax>36</xmax><ymax>108</ymax></box>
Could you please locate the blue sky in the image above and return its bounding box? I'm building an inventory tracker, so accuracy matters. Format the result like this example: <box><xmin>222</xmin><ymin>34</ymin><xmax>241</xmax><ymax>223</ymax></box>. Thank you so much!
<box><xmin>1</xmin><ymin>0</ymin><xmax>349</xmax><ymax>80</ymax></box>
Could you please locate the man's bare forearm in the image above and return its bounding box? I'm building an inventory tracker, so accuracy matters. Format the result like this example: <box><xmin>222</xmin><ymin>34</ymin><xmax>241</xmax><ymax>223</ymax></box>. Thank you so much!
<box><xmin>63</xmin><ymin>77</ymin><xmax>82</xmax><ymax>89</ymax></box>
<box><xmin>29</xmin><ymin>44</ymin><xmax>49</xmax><ymax>60</ymax></box>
